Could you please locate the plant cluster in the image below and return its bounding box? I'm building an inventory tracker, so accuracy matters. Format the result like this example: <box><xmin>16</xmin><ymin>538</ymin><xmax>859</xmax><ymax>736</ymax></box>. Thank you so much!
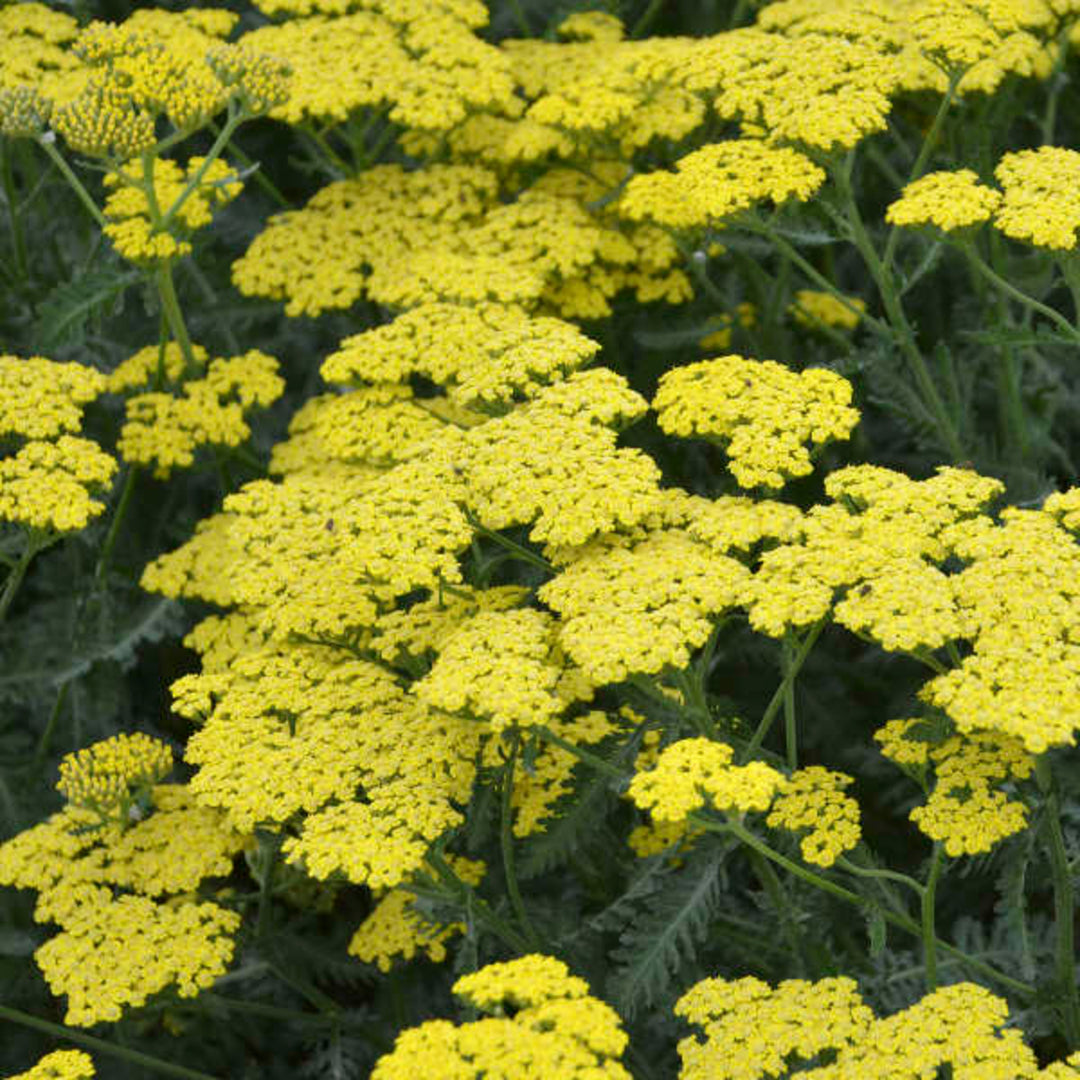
<box><xmin>3</xmin><ymin>0</ymin><xmax>1080</xmax><ymax>1077</ymax></box>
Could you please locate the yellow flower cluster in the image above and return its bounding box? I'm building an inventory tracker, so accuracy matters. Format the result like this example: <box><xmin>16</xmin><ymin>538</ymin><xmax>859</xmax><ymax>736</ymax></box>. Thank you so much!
<box><xmin>0</xmin><ymin>779</ymin><xmax>246</xmax><ymax>1026</ymax></box>
<box><xmin>676</xmin><ymin>974</ymin><xmax>873</xmax><ymax>1079</ymax></box>
<box><xmin>619</xmin><ymin>140</ymin><xmax>826</xmax><ymax>230</ymax></box>
<box><xmin>994</xmin><ymin>146</ymin><xmax>1080</xmax><ymax>250</ymax></box>
<box><xmin>539</xmin><ymin>529</ymin><xmax>750</xmax><ymax>684</ymax></box>
<box><xmin>414</xmin><ymin>608</ymin><xmax>590</xmax><ymax>733</ymax></box>
<box><xmin>321</xmin><ymin>302</ymin><xmax>601</xmax><ymax>411</ymax></box>
<box><xmin>103</xmin><ymin>156</ymin><xmax>244</xmax><ymax>265</ymax></box>
<box><xmin>6</xmin><ymin>1051</ymin><xmax>95</xmax><ymax>1080</ymax></box>
<box><xmin>653</xmin><ymin>356</ymin><xmax>859</xmax><ymax>490</ymax></box>
<box><xmin>789</xmin><ymin>290</ymin><xmax>867</xmax><ymax>331</ymax></box>
<box><xmin>116</xmin><ymin>349</ymin><xmax>282</xmax><ymax>477</ymax></box>
<box><xmin>238</xmin><ymin>1</ymin><xmax>512</xmax><ymax>131</ymax></box>
<box><xmin>0</xmin><ymin>435</ymin><xmax>118</xmax><ymax>534</ymax></box>
<box><xmin>886</xmin><ymin>168</ymin><xmax>1003</xmax><ymax>231</ymax></box>
<box><xmin>907</xmin><ymin>730</ymin><xmax>1034</xmax><ymax>856</ymax></box>
<box><xmin>106</xmin><ymin>341</ymin><xmax>209</xmax><ymax>394</ymax></box>
<box><xmin>765</xmin><ymin>766</ymin><xmax>862</xmax><ymax>866</ymax></box>
<box><xmin>922</xmin><ymin>505</ymin><xmax>1080</xmax><ymax>752</ymax></box>
<box><xmin>349</xmin><ymin>856</ymin><xmax>485</xmax><ymax>972</ymax></box>
<box><xmin>0</xmin><ymin>354</ymin><xmax>105</xmax><ymax>439</ymax></box>
<box><xmin>56</xmin><ymin>732</ymin><xmax>173</xmax><ymax>819</ymax></box>
<box><xmin>676</xmin><ymin>974</ymin><xmax>1079</xmax><ymax>1079</ymax></box>
<box><xmin>627</xmin><ymin>738</ymin><xmax>785</xmax><ymax>823</ymax></box>
<box><xmin>371</xmin><ymin>955</ymin><xmax>631</xmax><ymax>1080</ymax></box>
<box><xmin>0</xmin><ymin>3</ymin><xmax>81</xmax><ymax>106</ymax></box>
<box><xmin>747</xmin><ymin>464</ymin><xmax>1002</xmax><ymax>640</ymax></box>
<box><xmin>34</xmin><ymin>892</ymin><xmax>240</xmax><ymax>1026</ymax></box>
<box><xmin>232</xmin><ymin>164</ymin><xmax>498</xmax><ymax>316</ymax></box>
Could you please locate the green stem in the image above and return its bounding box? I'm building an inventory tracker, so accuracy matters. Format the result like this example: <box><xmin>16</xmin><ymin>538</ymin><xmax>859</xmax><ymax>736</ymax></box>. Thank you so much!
<box><xmin>922</xmin><ymin>842</ymin><xmax>944</xmax><ymax>992</ymax></box>
<box><xmin>1</xmin><ymin>141</ymin><xmax>28</xmax><ymax>279</ymax></box>
<box><xmin>206</xmin><ymin>119</ymin><xmax>290</xmax><ymax>209</ymax></box>
<box><xmin>34</xmin><ymin>680</ymin><xmax>71</xmax><ymax>764</ymax></box>
<box><xmin>631</xmin><ymin>0</ymin><xmax>665</xmax><ymax>37</ymax></box>
<box><xmin>532</xmin><ymin>724</ymin><xmax>625</xmax><ymax>779</ymax></box>
<box><xmin>500</xmin><ymin>730</ymin><xmax>543</xmax><ymax>950</ymax></box>
<box><xmin>782</xmin><ymin>634</ymin><xmax>798</xmax><ymax>771</ymax></box>
<box><xmin>0</xmin><ymin>1004</ymin><xmax>224</xmax><ymax>1080</ymax></box>
<box><xmin>835</xmin><ymin>855</ymin><xmax>923</xmax><ymax>896</ymax></box>
<box><xmin>256</xmin><ymin>831</ymin><xmax>284</xmax><ymax>942</ymax></box>
<box><xmin>832</xmin><ymin>155</ymin><xmax>965</xmax><ymax>462</ymax></box>
<box><xmin>746</xmin><ymin>847</ymin><xmax>806</xmax><ymax>975</ymax></box>
<box><xmin>740</xmin><ymin>620</ymin><xmax>825</xmax><ymax>763</ymax></box>
<box><xmin>749</xmin><ymin>221</ymin><xmax>892</xmax><ymax>340</ymax></box>
<box><xmin>882</xmin><ymin>72</ymin><xmax>962</xmax><ymax>274</ymax></box>
<box><xmin>1037</xmin><ymin>756</ymin><xmax>1080</xmax><ymax>1048</ymax></box>
<box><xmin>299</xmin><ymin>123</ymin><xmax>352</xmax><ymax>178</ymax></box>
<box><xmin>161</xmin><ymin>106</ymin><xmax>243</xmax><ymax>229</ymax></box>
<box><xmin>466</xmin><ymin>516</ymin><xmax>554</xmax><ymax>574</ymax></box>
<box><xmin>506</xmin><ymin>0</ymin><xmax>530</xmax><ymax>36</ymax></box>
<box><xmin>708</xmin><ymin>816</ymin><xmax>1034</xmax><ymax>998</ymax></box>
<box><xmin>0</xmin><ymin>535</ymin><xmax>39</xmax><ymax>624</ymax></box>
<box><xmin>962</xmin><ymin>243</ymin><xmax>1080</xmax><ymax>343</ymax></box>
<box><xmin>425</xmin><ymin>847</ymin><xmax>533</xmax><ymax>953</ymax></box>
<box><xmin>155</xmin><ymin>262</ymin><xmax>198</xmax><ymax>370</ymax></box>
<box><xmin>35</xmin><ymin>135</ymin><xmax>108</xmax><ymax>227</ymax></box>
<box><xmin>94</xmin><ymin>465</ymin><xmax>139</xmax><ymax>585</ymax></box>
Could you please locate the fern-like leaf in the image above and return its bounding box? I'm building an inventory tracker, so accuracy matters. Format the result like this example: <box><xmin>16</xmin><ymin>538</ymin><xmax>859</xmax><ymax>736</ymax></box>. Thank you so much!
<box><xmin>606</xmin><ymin>836</ymin><xmax>734</xmax><ymax>1018</ymax></box>
<box><xmin>34</xmin><ymin>266</ymin><xmax>137</xmax><ymax>352</ymax></box>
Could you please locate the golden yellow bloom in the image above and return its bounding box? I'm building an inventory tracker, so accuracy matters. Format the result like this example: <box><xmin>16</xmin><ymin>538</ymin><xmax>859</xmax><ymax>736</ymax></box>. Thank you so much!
<box><xmin>994</xmin><ymin>146</ymin><xmax>1080</xmax><ymax>250</ymax></box>
<box><xmin>540</xmin><ymin>529</ymin><xmax>750</xmax><ymax>684</ymax></box>
<box><xmin>35</xmin><ymin>892</ymin><xmax>240</xmax><ymax>1026</ymax></box>
<box><xmin>349</xmin><ymin>856</ymin><xmax>485</xmax><ymax>972</ymax></box>
<box><xmin>676</xmin><ymin>974</ymin><xmax>874</xmax><ymax>1079</ymax></box>
<box><xmin>627</xmin><ymin>738</ymin><xmax>785</xmax><ymax>823</ymax></box>
<box><xmin>414</xmin><ymin>608</ymin><xmax>588</xmax><ymax>732</ymax></box>
<box><xmin>0</xmin><ymin>355</ymin><xmax>105</xmax><ymax>438</ymax></box>
<box><xmin>654</xmin><ymin>356</ymin><xmax>858</xmax><ymax>490</ymax></box>
<box><xmin>676</xmin><ymin>976</ymin><xmax>1053</xmax><ymax>1079</ymax></box>
<box><xmin>0</xmin><ymin>436</ymin><xmax>118</xmax><ymax>533</ymax></box>
<box><xmin>372</xmin><ymin>955</ymin><xmax>631</xmax><ymax>1079</ymax></box>
<box><xmin>885</xmin><ymin>168</ymin><xmax>1002</xmax><ymax>231</ymax></box>
<box><xmin>789</xmin><ymin>289</ymin><xmax>867</xmax><ymax>330</ymax></box>
<box><xmin>322</xmin><ymin>302</ymin><xmax>601</xmax><ymax>410</ymax></box>
<box><xmin>765</xmin><ymin>766</ymin><xmax>861</xmax><ymax>866</ymax></box>
<box><xmin>56</xmin><ymin>732</ymin><xmax>173</xmax><ymax>818</ymax></box>
<box><xmin>116</xmin><ymin>350</ymin><xmax>282</xmax><ymax>477</ymax></box>
<box><xmin>620</xmin><ymin>139</ymin><xmax>826</xmax><ymax>229</ymax></box>
<box><xmin>106</xmin><ymin>341</ymin><xmax>209</xmax><ymax>393</ymax></box>
<box><xmin>7</xmin><ymin>1050</ymin><xmax>96</xmax><ymax>1080</ymax></box>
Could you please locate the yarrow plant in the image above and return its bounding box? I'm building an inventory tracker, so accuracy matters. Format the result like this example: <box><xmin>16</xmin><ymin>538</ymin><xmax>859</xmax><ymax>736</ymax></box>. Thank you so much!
<box><xmin>5</xmin><ymin>0</ymin><xmax>1080</xmax><ymax>1077</ymax></box>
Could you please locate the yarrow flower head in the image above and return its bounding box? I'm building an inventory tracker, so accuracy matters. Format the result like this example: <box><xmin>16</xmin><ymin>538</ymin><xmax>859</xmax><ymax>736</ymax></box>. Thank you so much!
<box><xmin>907</xmin><ymin>729</ymin><xmax>1034</xmax><ymax>856</ymax></box>
<box><xmin>56</xmin><ymin>732</ymin><xmax>173</xmax><ymax>822</ymax></box>
<box><xmin>619</xmin><ymin>139</ymin><xmax>826</xmax><ymax>229</ymax></box>
<box><xmin>993</xmin><ymin>146</ymin><xmax>1080</xmax><ymax>251</ymax></box>
<box><xmin>653</xmin><ymin>355</ymin><xmax>858</xmax><ymax>490</ymax></box>
<box><xmin>627</xmin><ymin>737</ymin><xmax>785</xmax><ymax>823</ymax></box>
<box><xmin>371</xmin><ymin>955</ymin><xmax>631</xmax><ymax>1079</ymax></box>
<box><xmin>0</xmin><ymin>354</ymin><xmax>105</xmax><ymax>439</ymax></box>
<box><xmin>886</xmin><ymin>168</ymin><xmax>1002</xmax><ymax>232</ymax></box>
<box><xmin>0</xmin><ymin>435</ymin><xmax>118</xmax><ymax>534</ymax></box>
<box><xmin>676</xmin><ymin>975</ymin><xmax>1066</xmax><ymax>1079</ymax></box>
<box><xmin>765</xmin><ymin>766</ymin><xmax>861</xmax><ymax>866</ymax></box>
<box><xmin>7</xmin><ymin>1050</ymin><xmax>96</xmax><ymax>1080</ymax></box>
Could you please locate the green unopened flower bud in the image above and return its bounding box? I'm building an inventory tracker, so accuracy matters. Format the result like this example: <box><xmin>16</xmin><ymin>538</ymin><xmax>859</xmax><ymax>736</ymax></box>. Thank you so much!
<box><xmin>0</xmin><ymin>86</ymin><xmax>52</xmax><ymax>139</ymax></box>
<box><xmin>52</xmin><ymin>79</ymin><xmax>156</xmax><ymax>159</ymax></box>
<box><xmin>206</xmin><ymin>44</ymin><xmax>291</xmax><ymax>116</ymax></box>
